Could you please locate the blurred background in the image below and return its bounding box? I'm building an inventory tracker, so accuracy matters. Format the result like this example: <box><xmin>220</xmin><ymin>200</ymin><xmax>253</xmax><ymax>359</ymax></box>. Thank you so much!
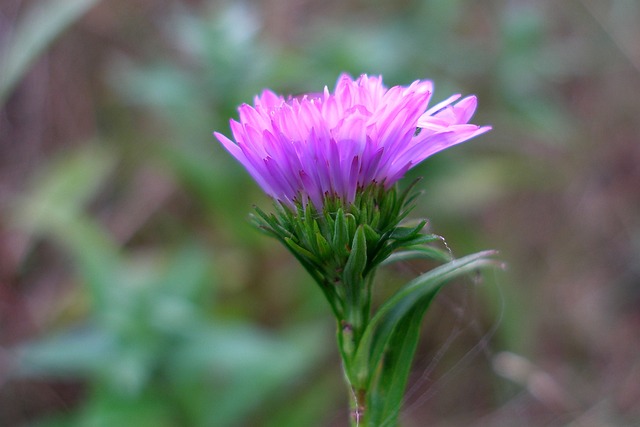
<box><xmin>1</xmin><ymin>0</ymin><xmax>639</xmax><ymax>426</ymax></box>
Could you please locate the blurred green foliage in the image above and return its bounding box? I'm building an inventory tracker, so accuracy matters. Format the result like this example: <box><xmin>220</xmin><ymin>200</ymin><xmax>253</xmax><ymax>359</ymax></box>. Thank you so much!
<box><xmin>2</xmin><ymin>0</ymin><xmax>639</xmax><ymax>426</ymax></box>
<box><xmin>0</xmin><ymin>0</ymin><xmax>101</xmax><ymax>104</ymax></box>
<box><xmin>10</xmin><ymin>145</ymin><xmax>329</xmax><ymax>427</ymax></box>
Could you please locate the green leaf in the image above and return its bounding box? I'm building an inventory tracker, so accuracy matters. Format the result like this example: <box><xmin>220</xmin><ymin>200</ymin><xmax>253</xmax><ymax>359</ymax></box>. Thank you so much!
<box><xmin>352</xmin><ymin>250</ymin><xmax>499</xmax><ymax>387</ymax></box>
<box><xmin>381</xmin><ymin>246</ymin><xmax>453</xmax><ymax>265</ymax></box>
<box><xmin>394</xmin><ymin>233</ymin><xmax>441</xmax><ymax>248</ymax></box>
<box><xmin>388</xmin><ymin>220</ymin><xmax>427</xmax><ymax>240</ymax></box>
<box><xmin>12</xmin><ymin>145</ymin><xmax>120</xmax><ymax>308</ymax></box>
<box><xmin>15</xmin><ymin>145</ymin><xmax>116</xmax><ymax>234</ymax></box>
<box><xmin>0</xmin><ymin>0</ymin><xmax>101</xmax><ymax>104</ymax></box>
<box><xmin>372</xmin><ymin>234</ymin><xmax>442</xmax><ymax>265</ymax></box>
<box><xmin>369</xmin><ymin>234</ymin><xmax>442</xmax><ymax>269</ymax></box>
<box><xmin>367</xmin><ymin>302</ymin><xmax>425</xmax><ymax>427</ymax></box>
<box><xmin>13</xmin><ymin>327</ymin><xmax>115</xmax><ymax>379</ymax></box>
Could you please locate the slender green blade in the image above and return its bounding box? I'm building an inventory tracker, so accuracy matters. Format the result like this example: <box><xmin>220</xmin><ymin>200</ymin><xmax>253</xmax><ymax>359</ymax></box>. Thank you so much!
<box><xmin>352</xmin><ymin>250</ymin><xmax>499</xmax><ymax>385</ymax></box>
<box><xmin>388</xmin><ymin>220</ymin><xmax>427</xmax><ymax>240</ymax></box>
<box><xmin>367</xmin><ymin>301</ymin><xmax>426</xmax><ymax>427</ymax></box>
<box><xmin>381</xmin><ymin>246</ymin><xmax>453</xmax><ymax>265</ymax></box>
<box><xmin>0</xmin><ymin>0</ymin><xmax>101</xmax><ymax>104</ymax></box>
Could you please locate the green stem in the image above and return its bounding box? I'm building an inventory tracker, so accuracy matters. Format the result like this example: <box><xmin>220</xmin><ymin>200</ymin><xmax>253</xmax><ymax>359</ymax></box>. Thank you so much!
<box><xmin>338</xmin><ymin>271</ymin><xmax>377</xmax><ymax>426</ymax></box>
<box><xmin>362</xmin><ymin>271</ymin><xmax>376</xmax><ymax>333</ymax></box>
<box><xmin>349</xmin><ymin>387</ymin><xmax>367</xmax><ymax>427</ymax></box>
<box><xmin>336</xmin><ymin>322</ymin><xmax>362</xmax><ymax>426</ymax></box>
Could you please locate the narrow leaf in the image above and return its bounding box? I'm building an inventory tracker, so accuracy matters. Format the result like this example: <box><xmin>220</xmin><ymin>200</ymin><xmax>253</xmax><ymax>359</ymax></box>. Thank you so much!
<box><xmin>389</xmin><ymin>220</ymin><xmax>427</xmax><ymax>240</ymax></box>
<box><xmin>0</xmin><ymin>0</ymin><xmax>101</xmax><ymax>104</ymax></box>
<box><xmin>381</xmin><ymin>246</ymin><xmax>452</xmax><ymax>265</ymax></box>
<box><xmin>367</xmin><ymin>302</ymin><xmax>426</xmax><ymax>426</ymax></box>
<box><xmin>353</xmin><ymin>250</ymin><xmax>499</xmax><ymax>385</ymax></box>
<box><xmin>384</xmin><ymin>234</ymin><xmax>441</xmax><ymax>255</ymax></box>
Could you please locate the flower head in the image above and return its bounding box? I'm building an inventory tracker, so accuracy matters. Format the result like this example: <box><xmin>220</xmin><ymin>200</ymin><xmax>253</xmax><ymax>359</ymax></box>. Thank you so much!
<box><xmin>215</xmin><ymin>74</ymin><xmax>490</xmax><ymax>208</ymax></box>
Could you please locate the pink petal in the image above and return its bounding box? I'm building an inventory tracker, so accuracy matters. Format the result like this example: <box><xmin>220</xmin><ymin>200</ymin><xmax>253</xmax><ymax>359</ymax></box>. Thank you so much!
<box><xmin>213</xmin><ymin>73</ymin><xmax>490</xmax><ymax>207</ymax></box>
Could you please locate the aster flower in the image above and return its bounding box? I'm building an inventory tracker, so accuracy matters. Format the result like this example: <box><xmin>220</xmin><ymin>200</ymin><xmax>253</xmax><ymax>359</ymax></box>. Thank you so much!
<box><xmin>214</xmin><ymin>74</ymin><xmax>498</xmax><ymax>427</ymax></box>
<box><xmin>214</xmin><ymin>73</ymin><xmax>490</xmax><ymax>209</ymax></box>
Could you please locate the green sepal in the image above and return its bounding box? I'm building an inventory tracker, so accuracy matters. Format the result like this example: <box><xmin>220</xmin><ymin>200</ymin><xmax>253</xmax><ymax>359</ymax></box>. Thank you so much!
<box><xmin>304</xmin><ymin>203</ymin><xmax>319</xmax><ymax>253</ymax></box>
<box><xmin>369</xmin><ymin>206</ymin><xmax>381</xmax><ymax>231</ymax></box>
<box><xmin>345</xmin><ymin>212</ymin><xmax>357</xmax><ymax>239</ymax></box>
<box><xmin>378</xmin><ymin>184</ymin><xmax>398</xmax><ymax>229</ymax></box>
<box><xmin>315</xmin><ymin>231</ymin><xmax>332</xmax><ymax>260</ymax></box>
<box><xmin>332</xmin><ymin>208</ymin><xmax>350</xmax><ymax>257</ymax></box>
<box><xmin>252</xmin><ymin>184</ymin><xmax>454</xmax><ymax>326</ymax></box>
<box><xmin>362</xmin><ymin>224</ymin><xmax>381</xmax><ymax>247</ymax></box>
<box><xmin>252</xmin><ymin>207</ymin><xmax>294</xmax><ymax>240</ymax></box>
<box><xmin>284</xmin><ymin>236</ymin><xmax>321</xmax><ymax>266</ymax></box>
<box><xmin>343</xmin><ymin>226</ymin><xmax>367</xmax><ymax>289</ymax></box>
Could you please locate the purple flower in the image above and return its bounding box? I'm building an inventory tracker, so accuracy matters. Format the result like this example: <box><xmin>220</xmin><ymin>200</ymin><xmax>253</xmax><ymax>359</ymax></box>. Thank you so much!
<box><xmin>215</xmin><ymin>74</ymin><xmax>490</xmax><ymax>208</ymax></box>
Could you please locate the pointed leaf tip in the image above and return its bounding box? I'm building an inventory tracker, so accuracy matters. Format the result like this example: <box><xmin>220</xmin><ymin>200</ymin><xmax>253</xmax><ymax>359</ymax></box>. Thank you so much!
<box><xmin>343</xmin><ymin>225</ymin><xmax>368</xmax><ymax>287</ymax></box>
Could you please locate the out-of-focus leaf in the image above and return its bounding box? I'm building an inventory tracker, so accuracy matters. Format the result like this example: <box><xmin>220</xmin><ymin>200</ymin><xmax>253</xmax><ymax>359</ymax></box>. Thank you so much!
<box><xmin>13</xmin><ymin>144</ymin><xmax>119</xmax><ymax>307</ymax></box>
<box><xmin>14</xmin><ymin>145</ymin><xmax>115</xmax><ymax>233</ymax></box>
<box><xmin>12</xmin><ymin>327</ymin><xmax>115</xmax><ymax>378</ymax></box>
<box><xmin>0</xmin><ymin>0</ymin><xmax>101</xmax><ymax>104</ymax></box>
<box><xmin>263</xmin><ymin>372</ymin><xmax>339</xmax><ymax>427</ymax></box>
<box><xmin>170</xmin><ymin>323</ymin><xmax>330</xmax><ymax>427</ymax></box>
